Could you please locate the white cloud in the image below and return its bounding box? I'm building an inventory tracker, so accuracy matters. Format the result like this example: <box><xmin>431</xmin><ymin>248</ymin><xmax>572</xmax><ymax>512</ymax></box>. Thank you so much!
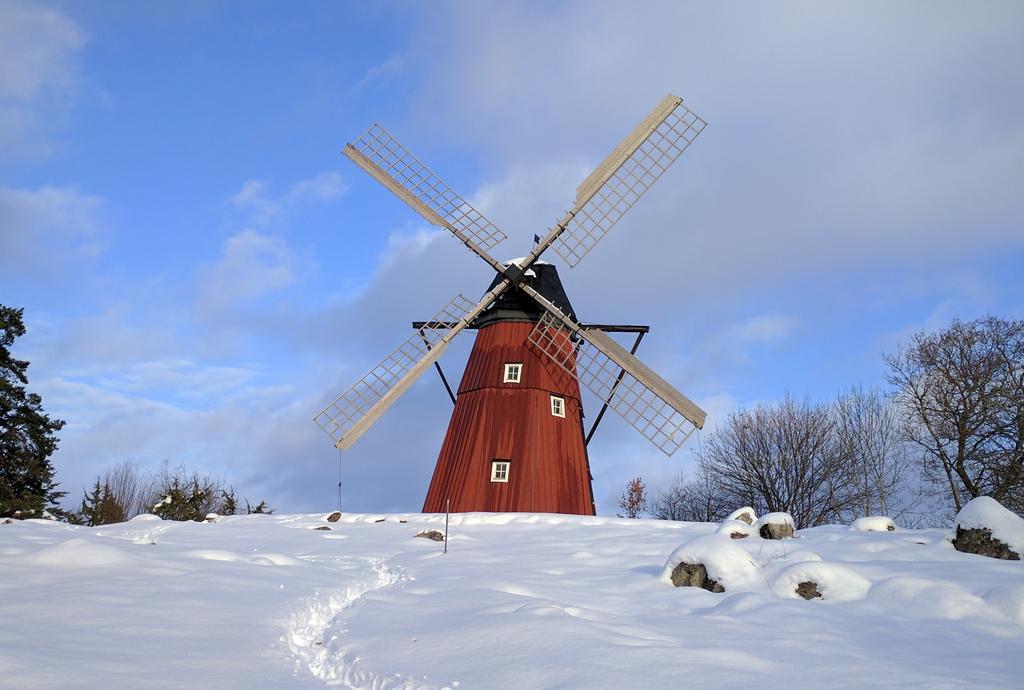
<box><xmin>198</xmin><ymin>229</ymin><xmax>308</xmax><ymax>313</ymax></box>
<box><xmin>0</xmin><ymin>185</ymin><xmax>104</xmax><ymax>273</ymax></box>
<box><xmin>230</xmin><ymin>172</ymin><xmax>347</xmax><ymax>227</ymax></box>
<box><xmin>352</xmin><ymin>54</ymin><xmax>406</xmax><ymax>92</ymax></box>
<box><xmin>0</xmin><ymin>0</ymin><xmax>85</xmax><ymax>157</ymax></box>
<box><xmin>735</xmin><ymin>315</ymin><xmax>799</xmax><ymax>344</ymax></box>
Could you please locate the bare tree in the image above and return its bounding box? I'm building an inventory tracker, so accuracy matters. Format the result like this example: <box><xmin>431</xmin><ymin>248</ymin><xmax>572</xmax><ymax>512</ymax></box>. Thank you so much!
<box><xmin>699</xmin><ymin>396</ymin><xmax>860</xmax><ymax>528</ymax></box>
<box><xmin>886</xmin><ymin>317</ymin><xmax>1024</xmax><ymax>515</ymax></box>
<box><xmin>652</xmin><ymin>468</ymin><xmax>729</xmax><ymax>522</ymax></box>
<box><xmin>102</xmin><ymin>460</ymin><xmax>149</xmax><ymax>519</ymax></box>
<box><xmin>617</xmin><ymin>476</ymin><xmax>648</xmax><ymax>518</ymax></box>
<box><xmin>836</xmin><ymin>386</ymin><xmax>920</xmax><ymax>520</ymax></box>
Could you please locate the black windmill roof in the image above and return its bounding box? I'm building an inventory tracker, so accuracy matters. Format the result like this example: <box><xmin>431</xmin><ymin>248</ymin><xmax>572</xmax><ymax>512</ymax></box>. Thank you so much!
<box><xmin>472</xmin><ymin>260</ymin><xmax>577</xmax><ymax>328</ymax></box>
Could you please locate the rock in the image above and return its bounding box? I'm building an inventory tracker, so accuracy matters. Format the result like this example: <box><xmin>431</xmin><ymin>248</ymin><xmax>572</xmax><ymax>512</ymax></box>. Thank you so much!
<box><xmin>795</xmin><ymin>581</ymin><xmax>822</xmax><ymax>600</ymax></box>
<box><xmin>313</xmin><ymin>525</ymin><xmax>332</xmax><ymax>531</ymax></box>
<box><xmin>726</xmin><ymin>507</ymin><xmax>757</xmax><ymax>525</ymax></box>
<box><xmin>754</xmin><ymin>512</ymin><xmax>795</xmax><ymax>540</ymax></box>
<box><xmin>374</xmin><ymin>518</ymin><xmax>386</xmax><ymax>523</ymax></box>
<box><xmin>415</xmin><ymin>529</ymin><xmax>445</xmax><ymax>542</ymax></box>
<box><xmin>669</xmin><ymin>562</ymin><xmax>724</xmax><ymax>593</ymax></box>
<box><xmin>953</xmin><ymin>527</ymin><xmax>1020</xmax><ymax>560</ymax></box>
<box><xmin>953</xmin><ymin>496</ymin><xmax>1024</xmax><ymax>560</ymax></box>
<box><xmin>325</xmin><ymin>511</ymin><xmax>342</xmax><ymax>523</ymax></box>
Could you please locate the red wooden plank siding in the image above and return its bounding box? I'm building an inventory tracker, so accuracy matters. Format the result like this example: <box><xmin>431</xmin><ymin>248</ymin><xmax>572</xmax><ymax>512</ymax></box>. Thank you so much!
<box><xmin>422</xmin><ymin>321</ymin><xmax>595</xmax><ymax>515</ymax></box>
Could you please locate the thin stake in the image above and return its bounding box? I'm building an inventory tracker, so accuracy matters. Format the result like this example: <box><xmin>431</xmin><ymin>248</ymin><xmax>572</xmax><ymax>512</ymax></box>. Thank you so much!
<box><xmin>336</xmin><ymin>449</ymin><xmax>343</xmax><ymax>512</ymax></box>
<box><xmin>444</xmin><ymin>498</ymin><xmax>450</xmax><ymax>554</ymax></box>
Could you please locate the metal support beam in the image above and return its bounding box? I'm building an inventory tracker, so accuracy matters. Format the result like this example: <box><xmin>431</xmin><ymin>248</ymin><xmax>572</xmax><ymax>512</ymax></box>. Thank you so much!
<box><xmin>418</xmin><ymin>329</ymin><xmax>457</xmax><ymax>405</ymax></box>
<box><xmin>585</xmin><ymin>330</ymin><xmax>646</xmax><ymax>446</ymax></box>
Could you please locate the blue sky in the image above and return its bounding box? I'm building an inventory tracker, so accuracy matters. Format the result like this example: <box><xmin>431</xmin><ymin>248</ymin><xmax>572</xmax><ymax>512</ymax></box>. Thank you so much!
<box><xmin>2</xmin><ymin>0</ymin><xmax>1022</xmax><ymax>514</ymax></box>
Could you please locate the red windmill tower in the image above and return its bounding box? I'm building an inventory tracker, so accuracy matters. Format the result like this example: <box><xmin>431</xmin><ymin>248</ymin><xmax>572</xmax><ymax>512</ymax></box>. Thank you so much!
<box><xmin>315</xmin><ymin>94</ymin><xmax>709</xmax><ymax>514</ymax></box>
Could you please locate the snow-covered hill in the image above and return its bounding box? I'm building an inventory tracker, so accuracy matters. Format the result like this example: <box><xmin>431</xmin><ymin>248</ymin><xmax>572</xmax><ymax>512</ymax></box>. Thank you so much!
<box><xmin>2</xmin><ymin>512</ymin><xmax>1022</xmax><ymax>689</ymax></box>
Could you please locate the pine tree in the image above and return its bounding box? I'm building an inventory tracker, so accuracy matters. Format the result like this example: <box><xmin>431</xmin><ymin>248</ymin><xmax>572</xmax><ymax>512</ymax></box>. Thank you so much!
<box><xmin>220</xmin><ymin>487</ymin><xmax>238</xmax><ymax>515</ymax></box>
<box><xmin>79</xmin><ymin>479</ymin><xmax>126</xmax><ymax>526</ymax></box>
<box><xmin>0</xmin><ymin>305</ymin><xmax>66</xmax><ymax>517</ymax></box>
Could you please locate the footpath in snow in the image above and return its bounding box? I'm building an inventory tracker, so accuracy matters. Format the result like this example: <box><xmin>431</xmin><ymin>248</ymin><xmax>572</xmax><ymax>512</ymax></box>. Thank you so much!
<box><xmin>1</xmin><ymin>511</ymin><xmax>1023</xmax><ymax>689</ymax></box>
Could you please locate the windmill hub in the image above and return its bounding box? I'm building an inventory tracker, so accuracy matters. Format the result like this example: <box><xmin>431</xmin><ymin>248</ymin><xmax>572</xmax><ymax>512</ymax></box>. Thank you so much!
<box><xmin>316</xmin><ymin>94</ymin><xmax>710</xmax><ymax>514</ymax></box>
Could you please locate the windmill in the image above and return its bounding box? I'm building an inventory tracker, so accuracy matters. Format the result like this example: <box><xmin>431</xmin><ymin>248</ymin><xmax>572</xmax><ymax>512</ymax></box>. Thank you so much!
<box><xmin>315</xmin><ymin>94</ymin><xmax>708</xmax><ymax>515</ymax></box>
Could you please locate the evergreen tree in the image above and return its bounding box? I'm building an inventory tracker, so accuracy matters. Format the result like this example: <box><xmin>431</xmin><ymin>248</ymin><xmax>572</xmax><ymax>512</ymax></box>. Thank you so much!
<box><xmin>0</xmin><ymin>305</ymin><xmax>66</xmax><ymax>517</ymax></box>
<box><xmin>220</xmin><ymin>487</ymin><xmax>238</xmax><ymax>515</ymax></box>
<box><xmin>245</xmin><ymin>499</ymin><xmax>274</xmax><ymax>515</ymax></box>
<box><xmin>79</xmin><ymin>478</ymin><xmax>126</xmax><ymax>526</ymax></box>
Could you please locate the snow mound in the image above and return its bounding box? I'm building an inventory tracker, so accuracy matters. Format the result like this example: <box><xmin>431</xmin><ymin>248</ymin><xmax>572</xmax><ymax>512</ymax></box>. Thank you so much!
<box><xmin>868</xmin><ymin>577</ymin><xmax>986</xmax><ymax>620</ymax></box>
<box><xmin>663</xmin><ymin>534</ymin><xmax>766</xmax><ymax>593</ymax></box>
<box><xmin>726</xmin><ymin>507</ymin><xmax>757</xmax><ymax>524</ymax></box>
<box><xmin>850</xmin><ymin>516</ymin><xmax>896</xmax><ymax>532</ymax></box>
<box><xmin>772</xmin><ymin>562</ymin><xmax>872</xmax><ymax>602</ymax></box>
<box><xmin>984</xmin><ymin>584</ymin><xmax>1024</xmax><ymax>626</ymax></box>
<box><xmin>954</xmin><ymin>496</ymin><xmax>1024</xmax><ymax>556</ymax></box>
<box><xmin>129</xmin><ymin>513</ymin><xmax>163</xmax><ymax>522</ymax></box>
<box><xmin>23</xmin><ymin>538</ymin><xmax>135</xmax><ymax>568</ymax></box>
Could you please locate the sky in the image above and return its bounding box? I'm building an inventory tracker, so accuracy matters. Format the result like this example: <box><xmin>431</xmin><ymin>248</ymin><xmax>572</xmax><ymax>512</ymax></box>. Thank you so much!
<box><xmin>1</xmin><ymin>0</ymin><xmax>1022</xmax><ymax>515</ymax></box>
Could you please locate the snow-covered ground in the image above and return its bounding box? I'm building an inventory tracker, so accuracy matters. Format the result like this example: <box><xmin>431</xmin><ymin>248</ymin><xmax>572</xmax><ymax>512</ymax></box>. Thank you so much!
<box><xmin>2</xmin><ymin>512</ymin><xmax>1023</xmax><ymax>689</ymax></box>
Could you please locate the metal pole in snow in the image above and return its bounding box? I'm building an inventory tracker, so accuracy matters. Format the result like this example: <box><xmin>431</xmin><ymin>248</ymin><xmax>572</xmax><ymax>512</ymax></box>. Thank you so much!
<box><xmin>444</xmin><ymin>498</ymin><xmax>450</xmax><ymax>554</ymax></box>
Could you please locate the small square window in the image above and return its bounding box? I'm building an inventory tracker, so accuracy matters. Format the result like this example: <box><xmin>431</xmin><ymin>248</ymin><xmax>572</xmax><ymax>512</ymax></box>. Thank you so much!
<box><xmin>550</xmin><ymin>395</ymin><xmax>565</xmax><ymax>418</ymax></box>
<box><xmin>503</xmin><ymin>363</ymin><xmax>522</xmax><ymax>383</ymax></box>
<box><xmin>491</xmin><ymin>460</ymin><xmax>510</xmax><ymax>483</ymax></box>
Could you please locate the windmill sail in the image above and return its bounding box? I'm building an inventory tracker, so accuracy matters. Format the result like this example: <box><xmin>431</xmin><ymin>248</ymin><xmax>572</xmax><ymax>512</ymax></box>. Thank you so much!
<box><xmin>315</xmin><ymin>294</ymin><xmax>480</xmax><ymax>449</ymax></box>
<box><xmin>548</xmin><ymin>94</ymin><xmax>706</xmax><ymax>268</ymax></box>
<box><xmin>345</xmin><ymin>124</ymin><xmax>507</xmax><ymax>257</ymax></box>
<box><xmin>526</xmin><ymin>306</ymin><xmax>706</xmax><ymax>456</ymax></box>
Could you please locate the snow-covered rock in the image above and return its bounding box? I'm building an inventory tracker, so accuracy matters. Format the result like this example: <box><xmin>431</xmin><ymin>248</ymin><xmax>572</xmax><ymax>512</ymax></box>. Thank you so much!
<box><xmin>726</xmin><ymin>507</ymin><xmax>757</xmax><ymax>525</ymax></box>
<box><xmin>129</xmin><ymin>513</ymin><xmax>163</xmax><ymax>522</ymax></box>
<box><xmin>953</xmin><ymin>496</ymin><xmax>1024</xmax><ymax>560</ymax></box>
<box><xmin>754</xmin><ymin>512</ymin><xmax>795</xmax><ymax>539</ymax></box>
<box><xmin>850</xmin><ymin>516</ymin><xmax>896</xmax><ymax>532</ymax></box>
<box><xmin>716</xmin><ymin>519</ymin><xmax>754</xmax><ymax>540</ymax></box>
<box><xmin>772</xmin><ymin>562</ymin><xmax>872</xmax><ymax>602</ymax></box>
<box><xmin>663</xmin><ymin>534</ymin><xmax>765</xmax><ymax>593</ymax></box>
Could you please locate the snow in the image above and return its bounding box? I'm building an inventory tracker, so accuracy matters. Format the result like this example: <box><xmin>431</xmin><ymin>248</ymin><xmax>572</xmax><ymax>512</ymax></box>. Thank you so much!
<box><xmin>850</xmin><ymin>516</ymin><xmax>897</xmax><ymax>532</ymax></box>
<box><xmin>715</xmin><ymin>518</ymin><xmax>754</xmax><ymax>539</ymax></box>
<box><xmin>754</xmin><ymin>511</ymin><xmax>794</xmax><ymax>529</ymax></box>
<box><xmin>1</xmin><ymin>512</ymin><xmax>1023</xmax><ymax>688</ymax></box>
<box><xmin>771</xmin><ymin>561</ymin><xmax>871</xmax><ymax>602</ymax></box>
<box><xmin>954</xmin><ymin>496</ymin><xmax>1024</xmax><ymax>556</ymax></box>
<box><xmin>662</xmin><ymin>533</ymin><xmax>766</xmax><ymax>593</ymax></box>
<box><xmin>726</xmin><ymin>506</ymin><xmax>756</xmax><ymax>523</ymax></box>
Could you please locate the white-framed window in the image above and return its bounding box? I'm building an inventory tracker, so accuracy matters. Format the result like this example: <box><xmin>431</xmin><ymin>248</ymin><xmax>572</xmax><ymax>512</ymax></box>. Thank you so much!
<box><xmin>491</xmin><ymin>460</ymin><xmax>510</xmax><ymax>483</ymax></box>
<box><xmin>503</xmin><ymin>363</ymin><xmax>523</xmax><ymax>383</ymax></box>
<box><xmin>550</xmin><ymin>395</ymin><xmax>565</xmax><ymax>418</ymax></box>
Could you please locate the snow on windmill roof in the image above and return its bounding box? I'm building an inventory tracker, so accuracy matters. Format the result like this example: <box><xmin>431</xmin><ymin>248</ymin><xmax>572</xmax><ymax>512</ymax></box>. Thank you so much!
<box><xmin>474</xmin><ymin>260</ymin><xmax>576</xmax><ymax>328</ymax></box>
